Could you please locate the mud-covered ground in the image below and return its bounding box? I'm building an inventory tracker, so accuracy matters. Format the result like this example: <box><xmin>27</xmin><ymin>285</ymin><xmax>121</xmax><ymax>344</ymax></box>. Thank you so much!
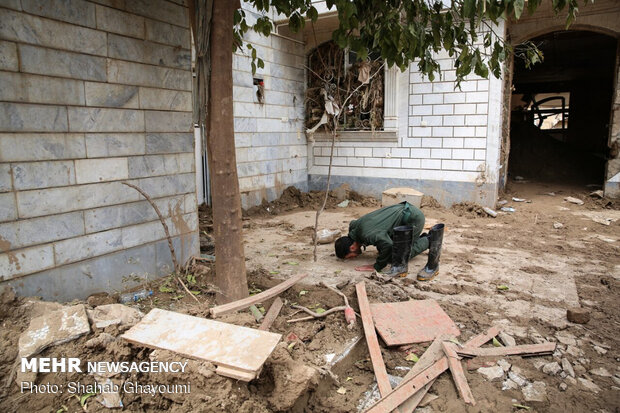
<box><xmin>1</xmin><ymin>180</ymin><xmax>618</xmax><ymax>412</ymax></box>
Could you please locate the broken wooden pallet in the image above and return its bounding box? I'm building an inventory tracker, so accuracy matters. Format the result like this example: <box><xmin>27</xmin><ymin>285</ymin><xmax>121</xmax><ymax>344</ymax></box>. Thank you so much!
<box><xmin>210</xmin><ymin>273</ymin><xmax>307</xmax><ymax>317</ymax></box>
<box><xmin>122</xmin><ymin>308</ymin><xmax>281</xmax><ymax>381</ymax></box>
<box><xmin>370</xmin><ymin>299</ymin><xmax>460</xmax><ymax>346</ymax></box>
<box><xmin>259</xmin><ymin>297</ymin><xmax>283</xmax><ymax>331</ymax></box>
<box><xmin>456</xmin><ymin>342</ymin><xmax>556</xmax><ymax>358</ymax></box>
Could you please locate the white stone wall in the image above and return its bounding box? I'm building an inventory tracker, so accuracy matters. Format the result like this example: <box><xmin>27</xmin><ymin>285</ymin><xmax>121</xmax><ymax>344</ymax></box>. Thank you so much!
<box><xmin>0</xmin><ymin>0</ymin><xmax>198</xmax><ymax>299</ymax></box>
<box><xmin>232</xmin><ymin>7</ymin><xmax>307</xmax><ymax>208</ymax></box>
<box><xmin>308</xmin><ymin>23</ymin><xmax>505</xmax><ymax>207</ymax></box>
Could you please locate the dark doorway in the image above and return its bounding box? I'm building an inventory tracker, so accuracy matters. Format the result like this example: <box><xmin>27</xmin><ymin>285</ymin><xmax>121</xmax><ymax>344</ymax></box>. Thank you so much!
<box><xmin>509</xmin><ymin>31</ymin><xmax>617</xmax><ymax>185</ymax></box>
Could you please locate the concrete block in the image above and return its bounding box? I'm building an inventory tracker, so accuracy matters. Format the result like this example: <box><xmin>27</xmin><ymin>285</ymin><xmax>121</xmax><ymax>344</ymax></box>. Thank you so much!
<box><xmin>421</xmin><ymin>138</ymin><xmax>442</xmax><ymax>148</ymax></box>
<box><xmin>0</xmin><ymin>40</ymin><xmax>18</xmax><ymax>71</ymax></box>
<box><xmin>444</xmin><ymin>93</ymin><xmax>466</xmax><ymax>104</ymax></box>
<box><xmin>145</xmin><ymin>111</ymin><xmax>192</xmax><ymax>133</ymax></box>
<box><xmin>411</xmin><ymin>105</ymin><xmax>433</xmax><ymax>116</ymax></box>
<box><xmin>0</xmin><ymin>133</ymin><xmax>85</xmax><ymax>162</ymax></box>
<box><xmin>0</xmin><ymin>211</ymin><xmax>84</xmax><ymax>250</ymax></box>
<box><xmin>453</xmin><ymin>127</ymin><xmax>476</xmax><ymax>137</ymax></box>
<box><xmin>402</xmin><ymin>137</ymin><xmax>421</xmax><ymax>148</ymax></box>
<box><xmin>108</xmin><ymin>34</ymin><xmax>190</xmax><ymax>69</ymax></box>
<box><xmin>410</xmin><ymin>127</ymin><xmax>432</xmax><ymax>137</ymax></box>
<box><xmin>0</xmin><ymin>193</ymin><xmax>17</xmax><ymax>222</ymax></box>
<box><xmin>125</xmin><ymin>0</ymin><xmax>188</xmax><ymax>27</ymax></box>
<box><xmin>381</xmin><ymin>187</ymin><xmax>423</xmax><ymax>208</ymax></box>
<box><xmin>107</xmin><ymin>59</ymin><xmax>191</xmax><ymax>91</ymax></box>
<box><xmin>347</xmin><ymin>157</ymin><xmax>364</xmax><ymax>167</ymax></box>
<box><xmin>433</xmin><ymin>104</ymin><xmax>454</xmax><ymax>115</ymax></box>
<box><xmin>16</xmin><ymin>181</ymin><xmax>139</xmax><ymax>218</ymax></box>
<box><xmin>145</xmin><ymin>132</ymin><xmax>193</xmax><ymax>153</ymax></box>
<box><xmin>465</xmin><ymin>115</ymin><xmax>487</xmax><ymax>126</ymax></box>
<box><xmin>75</xmin><ymin>158</ymin><xmax>128</xmax><ymax>184</ymax></box>
<box><xmin>0</xmin><ymin>103</ymin><xmax>68</xmax><ymax>132</ymax></box>
<box><xmin>183</xmin><ymin>193</ymin><xmax>197</xmax><ymax>213</ymax></box>
<box><xmin>364</xmin><ymin>158</ymin><xmax>381</xmax><ymax>167</ymax></box>
<box><xmin>21</xmin><ymin>0</ymin><xmax>96</xmax><ymax>27</ymax></box>
<box><xmin>442</xmin><ymin>159</ymin><xmax>463</xmax><ymax>170</ymax></box>
<box><xmin>409</xmin><ymin>94</ymin><xmax>422</xmax><ymax>105</ymax></box>
<box><xmin>85</xmin><ymin>133</ymin><xmax>145</xmax><ymax>157</ymax></box>
<box><xmin>54</xmin><ymin>229</ymin><xmax>123</xmax><ymax>265</ymax></box>
<box><xmin>443</xmin><ymin>137</ymin><xmax>464</xmax><ymax>148</ymax></box>
<box><xmin>68</xmin><ymin>108</ymin><xmax>144</xmax><ymax>132</ymax></box>
<box><xmin>431</xmin><ymin>148</ymin><xmax>452</xmax><ymax>159</ymax></box>
<box><xmin>475</xmin><ymin>127</ymin><xmax>487</xmax><ymax>137</ymax></box>
<box><xmin>355</xmin><ymin>148</ymin><xmax>372</xmax><ymax>157</ymax></box>
<box><xmin>0</xmin><ymin>244</ymin><xmax>55</xmax><ymax>281</ymax></box>
<box><xmin>12</xmin><ymin>161</ymin><xmax>75</xmax><ymax>190</ymax></box>
<box><xmin>383</xmin><ymin>158</ymin><xmax>401</xmax><ymax>168</ymax></box>
<box><xmin>411</xmin><ymin>148</ymin><xmax>431</xmax><ymax>158</ymax></box>
<box><xmin>145</xmin><ymin>19</ymin><xmax>189</xmax><ymax>48</ymax></box>
<box><xmin>0</xmin><ymin>165</ymin><xmax>11</xmax><ymax>192</ymax></box>
<box><xmin>474</xmin><ymin>149</ymin><xmax>486</xmax><ymax>160</ymax></box>
<box><xmin>443</xmin><ymin>115</ymin><xmax>465</xmax><ymax>126</ymax></box>
<box><xmin>139</xmin><ymin>88</ymin><xmax>191</xmax><ymax>111</ymax></box>
<box><xmin>466</xmin><ymin>91</ymin><xmax>488</xmax><ymax>103</ymax></box>
<box><xmin>452</xmin><ymin>149</ymin><xmax>475</xmax><ymax>159</ymax></box>
<box><xmin>134</xmin><ymin>173</ymin><xmax>195</xmax><ymax>198</ymax></box>
<box><xmin>96</xmin><ymin>5</ymin><xmax>144</xmax><ymax>38</ymax></box>
<box><xmin>463</xmin><ymin>138</ymin><xmax>487</xmax><ymax>149</ymax></box>
<box><xmin>432</xmin><ymin>126</ymin><xmax>453</xmax><ymax>137</ymax></box>
<box><xmin>463</xmin><ymin>160</ymin><xmax>483</xmax><ymax>171</ymax></box>
<box><xmin>1</xmin><ymin>72</ymin><xmax>85</xmax><ymax>106</ymax></box>
<box><xmin>423</xmin><ymin>94</ymin><xmax>443</xmax><ymax>105</ymax></box>
<box><xmin>454</xmin><ymin>103</ymin><xmax>477</xmax><ymax>114</ymax></box>
<box><xmin>128</xmin><ymin>154</ymin><xmax>191</xmax><ymax>178</ymax></box>
<box><xmin>0</xmin><ymin>9</ymin><xmax>106</xmax><ymax>55</ymax></box>
<box><xmin>155</xmin><ymin>232</ymin><xmax>198</xmax><ymax>275</ymax></box>
<box><xmin>84</xmin><ymin>82</ymin><xmax>139</xmax><ymax>108</ymax></box>
<box><xmin>85</xmin><ymin>199</ymin><xmax>157</xmax><ymax>233</ymax></box>
<box><xmin>20</xmin><ymin>45</ymin><xmax>106</xmax><ymax>81</ymax></box>
<box><xmin>0</xmin><ymin>0</ymin><xmax>21</xmax><ymax>10</ymax></box>
<box><xmin>391</xmin><ymin>148</ymin><xmax>410</xmax><ymax>158</ymax></box>
<box><xmin>421</xmin><ymin>159</ymin><xmax>441</xmax><ymax>169</ymax></box>
<box><xmin>120</xmin><ymin>220</ymin><xmax>164</xmax><ymax>249</ymax></box>
<box><xmin>402</xmin><ymin>159</ymin><xmax>421</xmax><ymax>169</ymax></box>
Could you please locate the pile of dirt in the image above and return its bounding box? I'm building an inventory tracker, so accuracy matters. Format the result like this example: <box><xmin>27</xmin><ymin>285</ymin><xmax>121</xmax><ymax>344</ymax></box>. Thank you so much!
<box><xmin>243</xmin><ymin>185</ymin><xmax>378</xmax><ymax>217</ymax></box>
<box><xmin>450</xmin><ymin>201</ymin><xmax>488</xmax><ymax>218</ymax></box>
<box><xmin>420</xmin><ymin>195</ymin><xmax>444</xmax><ymax>209</ymax></box>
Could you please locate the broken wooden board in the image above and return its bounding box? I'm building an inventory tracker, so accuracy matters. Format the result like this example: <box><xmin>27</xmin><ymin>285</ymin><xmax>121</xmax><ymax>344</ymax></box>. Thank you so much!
<box><xmin>370</xmin><ymin>300</ymin><xmax>460</xmax><ymax>346</ymax></box>
<box><xmin>259</xmin><ymin>297</ymin><xmax>283</xmax><ymax>331</ymax></box>
<box><xmin>210</xmin><ymin>273</ymin><xmax>307</xmax><ymax>317</ymax></box>
<box><xmin>356</xmin><ymin>282</ymin><xmax>393</xmax><ymax>399</ymax></box>
<box><xmin>456</xmin><ymin>342</ymin><xmax>556</xmax><ymax>358</ymax></box>
<box><xmin>442</xmin><ymin>342</ymin><xmax>475</xmax><ymax>405</ymax></box>
<box><xmin>122</xmin><ymin>309</ymin><xmax>281</xmax><ymax>381</ymax></box>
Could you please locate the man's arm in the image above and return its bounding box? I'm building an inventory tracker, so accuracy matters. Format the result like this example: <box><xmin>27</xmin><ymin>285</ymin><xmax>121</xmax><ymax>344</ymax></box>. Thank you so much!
<box><xmin>371</xmin><ymin>233</ymin><xmax>393</xmax><ymax>271</ymax></box>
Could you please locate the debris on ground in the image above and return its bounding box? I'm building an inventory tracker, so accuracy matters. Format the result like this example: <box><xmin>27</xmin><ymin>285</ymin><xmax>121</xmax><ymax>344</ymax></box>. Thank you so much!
<box><xmin>566</xmin><ymin>307</ymin><xmax>590</xmax><ymax>324</ymax></box>
<box><xmin>565</xmin><ymin>196</ymin><xmax>585</xmax><ymax>205</ymax></box>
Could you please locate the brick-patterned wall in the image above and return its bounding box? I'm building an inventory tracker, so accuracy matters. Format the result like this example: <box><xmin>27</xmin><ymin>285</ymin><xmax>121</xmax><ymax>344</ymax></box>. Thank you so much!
<box><xmin>0</xmin><ymin>0</ymin><xmax>198</xmax><ymax>300</ymax></box>
<box><xmin>308</xmin><ymin>23</ymin><xmax>504</xmax><ymax>207</ymax></box>
<box><xmin>232</xmin><ymin>7</ymin><xmax>307</xmax><ymax>209</ymax></box>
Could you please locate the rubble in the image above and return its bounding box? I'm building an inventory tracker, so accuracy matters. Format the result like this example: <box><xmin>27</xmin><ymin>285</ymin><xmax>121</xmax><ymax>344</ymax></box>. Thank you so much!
<box><xmin>559</xmin><ymin>382</ymin><xmax>568</xmax><ymax>391</ymax></box>
<box><xmin>561</xmin><ymin>358</ymin><xmax>575</xmax><ymax>378</ymax></box>
<box><xmin>590</xmin><ymin>367</ymin><xmax>612</xmax><ymax>377</ymax></box>
<box><xmin>567</xmin><ymin>307</ymin><xmax>590</xmax><ymax>324</ymax></box>
<box><xmin>522</xmin><ymin>381</ymin><xmax>547</xmax><ymax>402</ymax></box>
<box><xmin>18</xmin><ymin>304</ymin><xmax>90</xmax><ymax>358</ymax></box>
<box><xmin>508</xmin><ymin>371</ymin><xmax>528</xmax><ymax>387</ymax></box>
<box><xmin>497</xmin><ymin>359</ymin><xmax>511</xmax><ymax>372</ymax></box>
<box><xmin>477</xmin><ymin>366</ymin><xmax>505</xmax><ymax>381</ymax></box>
<box><xmin>542</xmin><ymin>361</ymin><xmax>562</xmax><ymax>376</ymax></box>
<box><xmin>87</xmin><ymin>304</ymin><xmax>144</xmax><ymax>329</ymax></box>
<box><xmin>498</xmin><ymin>332</ymin><xmax>516</xmax><ymax>347</ymax></box>
<box><xmin>578</xmin><ymin>378</ymin><xmax>601</xmax><ymax>393</ymax></box>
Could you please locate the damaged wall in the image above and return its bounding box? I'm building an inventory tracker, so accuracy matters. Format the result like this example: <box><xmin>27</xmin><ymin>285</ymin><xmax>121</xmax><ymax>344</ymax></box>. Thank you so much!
<box><xmin>307</xmin><ymin>23</ymin><xmax>504</xmax><ymax>208</ymax></box>
<box><xmin>232</xmin><ymin>6</ymin><xmax>307</xmax><ymax>209</ymax></box>
<box><xmin>0</xmin><ymin>0</ymin><xmax>199</xmax><ymax>301</ymax></box>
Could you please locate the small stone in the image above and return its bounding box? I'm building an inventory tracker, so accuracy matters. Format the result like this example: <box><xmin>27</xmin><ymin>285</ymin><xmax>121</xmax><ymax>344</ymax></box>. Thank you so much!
<box><xmin>528</xmin><ymin>327</ymin><xmax>546</xmax><ymax>344</ymax></box>
<box><xmin>477</xmin><ymin>366</ymin><xmax>505</xmax><ymax>381</ymax></box>
<box><xmin>532</xmin><ymin>360</ymin><xmax>546</xmax><ymax>370</ymax></box>
<box><xmin>522</xmin><ymin>381</ymin><xmax>547</xmax><ymax>402</ymax></box>
<box><xmin>561</xmin><ymin>359</ymin><xmax>575</xmax><ymax>378</ymax></box>
<box><xmin>566</xmin><ymin>345</ymin><xmax>583</xmax><ymax>358</ymax></box>
<box><xmin>578</xmin><ymin>378</ymin><xmax>601</xmax><ymax>393</ymax></box>
<box><xmin>543</xmin><ymin>362</ymin><xmax>562</xmax><ymax>376</ymax></box>
<box><xmin>87</xmin><ymin>304</ymin><xmax>143</xmax><ymax>329</ymax></box>
<box><xmin>502</xmin><ymin>379</ymin><xmax>519</xmax><ymax>390</ymax></box>
<box><xmin>497</xmin><ymin>359</ymin><xmax>511</xmax><ymax>372</ymax></box>
<box><xmin>560</xmin><ymin>371</ymin><xmax>567</xmax><ymax>378</ymax></box>
<box><xmin>559</xmin><ymin>382</ymin><xmax>568</xmax><ymax>391</ymax></box>
<box><xmin>498</xmin><ymin>332</ymin><xmax>516</xmax><ymax>347</ymax></box>
<box><xmin>574</xmin><ymin>364</ymin><xmax>587</xmax><ymax>376</ymax></box>
<box><xmin>567</xmin><ymin>307</ymin><xmax>590</xmax><ymax>324</ymax></box>
<box><xmin>590</xmin><ymin>367</ymin><xmax>612</xmax><ymax>377</ymax></box>
<box><xmin>553</xmin><ymin>222</ymin><xmax>564</xmax><ymax>229</ymax></box>
<box><xmin>578</xmin><ymin>358</ymin><xmax>590</xmax><ymax>365</ymax></box>
<box><xmin>593</xmin><ymin>345</ymin><xmax>608</xmax><ymax>355</ymax></box>
<box><xmin>613</xmin><ymin>376</ymin><xmax>620</xmax><ymax>387</ymax></box>
<box><xmin>508</xmin><ymin>371</ymin><xmax>528</xmax><ymax>387</ymax></box>
<box><xmin>555</xmin><ymin>331</ymin><xmax>577</xmax><ymax>346</ymax></box>
<box><xmin>511</xmin><ymin>366</ymin><xmax>524</xmax><ymax>375</ymax></box>
<box><xmin>566</xmin><ymin>376</ymin><xmax>577</xmax><ymax>385</ymax></box>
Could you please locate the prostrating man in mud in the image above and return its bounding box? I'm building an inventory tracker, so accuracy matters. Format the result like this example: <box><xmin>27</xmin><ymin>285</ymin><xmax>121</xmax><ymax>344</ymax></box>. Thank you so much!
<box><xmin>334</xmin><ymin>201</ymin><xmax>444</xmax><ymax>281</ymax></box>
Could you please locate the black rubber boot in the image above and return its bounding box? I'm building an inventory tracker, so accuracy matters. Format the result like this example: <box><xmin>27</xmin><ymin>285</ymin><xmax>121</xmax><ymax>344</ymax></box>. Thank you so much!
<box><xmin>384</xmin><ymin>225</ymin><xmax>413</xmax><ymax>277</ymax></box>
<box><xmin>417</xmin><ymin>223</ymin><xmax>444</xmax><ymax>281</ymax></box>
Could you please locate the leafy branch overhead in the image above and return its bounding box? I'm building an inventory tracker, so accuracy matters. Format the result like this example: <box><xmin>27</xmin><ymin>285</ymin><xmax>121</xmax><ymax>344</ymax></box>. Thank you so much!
<box><xmin>234</xmin><ymin>0</ymin><xmax>581</xmax><ymax>83</ymax></box>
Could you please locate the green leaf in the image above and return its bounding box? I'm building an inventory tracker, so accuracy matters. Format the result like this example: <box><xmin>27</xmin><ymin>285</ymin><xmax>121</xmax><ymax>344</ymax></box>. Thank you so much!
<box><xmin>159</xmin><ymin>285</ymin><xmax>174</xmax><ymax>293</ymax></box>
<box><xmin>287</xmin><ymin>342</ymin><xmax>296</xmax><ymax>350</ymax></box>
<box><xmin>513</xmin><ymin>404</ymin><xmax>531</xmax><ymax>410</ymax></box>
<box><xmin>315</xmin><ymin>307</ymin><xmax>326</xmax><ymax>314</ymax></box>
<box><xmin>269</xmin><ymin>270</ymin><xmax>280</xmax><ymax>274</ymax></box>
<box><xmin>514</xmin><ymin>0</ymin><xmax>525</xmax><ymax>19</ymax></box>
<box><xmin>497</xmin><ymin>285</ymin><xmax>509</xmax><ymax>291</ymax></box>
<box><xmin>299</xmin><ymin>290</ymin><xmax>308</xmax><ymax>296</ymax></box>
<box><xmin>492</xmin><ymin>337</ymin><xmax>503</xmax><ymax>347</ymax></box>
<box><xmin>190</xmin><ymin>290</ymin><xmax>201</xmax><ymax>295</ymax></box>
<box><xmin>80</xmin><ymin>393</ymin><xmax>96</xmax><ymax>407</ymax></box>
<box><xmin>405</xmin><ymin>353</ymin><xmax>419</xmax><ymax>362</ymax></box>
<box><xmin>286</xmin><ymin>261</ymin><xmax>299</xmax><ymax>265</ymax></box>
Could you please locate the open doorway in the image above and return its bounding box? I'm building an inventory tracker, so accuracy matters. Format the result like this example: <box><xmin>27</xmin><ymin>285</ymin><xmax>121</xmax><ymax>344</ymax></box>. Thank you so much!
<box><xmin>508</xmin><ymin>30</ymin><xmax>618</xmax><ymax>187</ymax></box>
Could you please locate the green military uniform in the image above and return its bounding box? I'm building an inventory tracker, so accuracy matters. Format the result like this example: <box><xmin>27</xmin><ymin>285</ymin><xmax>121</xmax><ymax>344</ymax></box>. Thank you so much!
<box><xmin>347</xmin><ymin>201</ymin><xmax>429</xmax><ymax>271</ymax></box>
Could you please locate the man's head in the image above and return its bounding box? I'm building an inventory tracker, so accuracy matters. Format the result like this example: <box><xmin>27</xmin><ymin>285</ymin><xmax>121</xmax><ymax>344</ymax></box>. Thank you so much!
<box><xmin>335</xmin><ymin>236</ymin><xmax>362</xmax><ymax>259</ymax></box>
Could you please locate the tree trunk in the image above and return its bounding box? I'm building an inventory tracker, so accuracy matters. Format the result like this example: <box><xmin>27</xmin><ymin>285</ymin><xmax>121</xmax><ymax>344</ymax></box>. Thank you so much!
<box><xmin>208</xmin><ymin>0</ymin><xmax>248</xmax><ymax>303</ymax></box>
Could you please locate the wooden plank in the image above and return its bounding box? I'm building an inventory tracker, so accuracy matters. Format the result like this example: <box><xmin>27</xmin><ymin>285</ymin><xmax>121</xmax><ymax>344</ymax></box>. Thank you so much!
<box><xmin>356</xmin><ymin>282</ymin><xmax>392</xmax><ymax>399</ymax></box>
<box><xmin>376</xmin><ymin>328</ymin><xmax>503</xmax><ymax>412</ymax></box>
<box><xmin>122</xmin><ymin>308</ymin><xmax>281</xmax><ymax>380</ymax></box>
<box><xmin>365</xmin><ymin>358</ymin><xmax>449</xmax><ymax>413</ymax></box>
<box><xmin>442</xmin><ymin>342</ymin><xmax>476</xmax><ymax>405</ymax></box>
<box><xmin>216</xmin><ymin>365</ymin><xmax>257</xmax><ymax>381</ymax></box>
<box><xmin>259</xmin><ymin>297</ymin><xmax>283</xmax><ymax>331</ymax></box>
<box><xmin>370</xmin><ymin>300</ymin><xmax>460</xmax><ymax>346</ymax></box>
<box><xmin>210</xmin><ymin>273</ymin><xmax>308</xmax><ymax>317</ymax></box>
<box><xmin>456</xmin><ymin>342</ymin><xmax>556</xmax><ymax>358</ymax></box>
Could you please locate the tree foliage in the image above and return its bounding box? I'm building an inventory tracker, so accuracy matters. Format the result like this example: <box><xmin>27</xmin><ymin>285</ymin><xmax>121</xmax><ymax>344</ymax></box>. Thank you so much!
<box><xmin>233</xmin><ymin>0</ymin><xmax>582</xmax><ymax>84</ymax></box>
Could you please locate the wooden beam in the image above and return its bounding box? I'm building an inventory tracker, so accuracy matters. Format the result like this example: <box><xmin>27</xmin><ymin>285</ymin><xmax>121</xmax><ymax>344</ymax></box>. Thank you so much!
<box><xmin>356</xmin><ymin>282</ymin><xmax>393</xmax><ymax>399</ymax></box>
<box><xmin>369</xmin><ymin>327</ymin><xmax>503</xmax><ymax>412</ymax></box>
<box><xmin>456</xmin><ymin>342</ymin><xmax>556</xmax><ymax>358</ymax></box>
<box><xmin>210</xmin><ymin>273</ymin><xmax>307</xmax><ymax>317</ymax></box>
<box><xmin>259</xmin><ymin>297</ymin><xmax>283</xmax><ymax>331</ymax></box>
<box><xmin>442</xmin><ymin>342</ymin><xmax>475</xmax><ymax>405</ymax></box>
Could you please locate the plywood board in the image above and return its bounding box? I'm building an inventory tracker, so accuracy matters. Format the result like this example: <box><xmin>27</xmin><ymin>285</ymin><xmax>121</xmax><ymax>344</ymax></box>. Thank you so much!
<box><xmin>122</xmin><ymin>309</ymin><xmax>281</xmax><ymax>380</ymax></box>
<box><xmin>457</xmin><ymin>342</ymin><xmax>556</xmax><ymax>358</ymax></box>
<box><xmin>370</xmin><ymin>300</ymin><xmax>460</xmax><ymax>346</ymax></box>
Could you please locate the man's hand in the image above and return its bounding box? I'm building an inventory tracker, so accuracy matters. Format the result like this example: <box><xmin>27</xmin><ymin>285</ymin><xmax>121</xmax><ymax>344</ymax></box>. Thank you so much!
<box><xmin>355</xmin><ymin>264</ymin><xmax>375</xmax><ymax>272</ymax></box>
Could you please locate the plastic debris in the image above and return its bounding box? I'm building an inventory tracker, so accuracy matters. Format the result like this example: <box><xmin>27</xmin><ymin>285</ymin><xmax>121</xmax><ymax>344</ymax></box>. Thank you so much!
<box><xmin>500</xmin><ymin>207</ymin><xmax>515</xmax><ymax>213</ymax></box>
